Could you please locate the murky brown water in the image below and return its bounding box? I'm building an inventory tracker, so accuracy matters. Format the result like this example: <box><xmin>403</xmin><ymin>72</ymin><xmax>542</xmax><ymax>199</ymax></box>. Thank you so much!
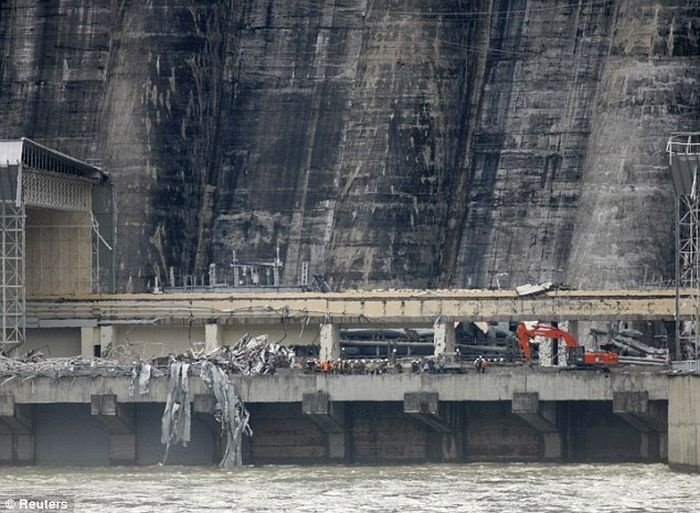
<box><xmin>0</xmin><ymin>463</ymin><xmax>698</xmax><ymax>512</ymax></box>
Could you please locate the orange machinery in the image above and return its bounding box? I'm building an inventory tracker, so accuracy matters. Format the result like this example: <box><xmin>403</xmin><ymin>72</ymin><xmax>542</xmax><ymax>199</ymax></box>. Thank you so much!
<box><xmin>515</xmin><ymin>323</ymin><xmax>619</xmax><ymax>366</ymax></box>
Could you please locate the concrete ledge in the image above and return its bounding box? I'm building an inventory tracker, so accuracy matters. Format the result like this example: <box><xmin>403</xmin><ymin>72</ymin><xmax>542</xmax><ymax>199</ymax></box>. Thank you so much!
<box><xmin>404</xmin><ymin>392</ymin><xmax>451</xmax><ymax>433</ymax></box>
<box><xmin>512</xmin><ymin>392</ymin><xmax>558</xmax><ymax>433</ymax></box>
<box><xmin>90</xmin><ymin>394</ymin><xmax>134</xmax><ymax>434</ymax></box>
<box><xmin>0</xmin><ymin>371</ymin><xmax>670</xmax><ymax>404</ymax></box>
<box><xmin>0</xmin><ymin>394</ymin><xmax>32</xmax><ymax>433</ymax></box>
<box><xmin>613</xmin><ymin>391</ymin><xmax>667</xmax><ymax>432</ymax></box>
<box><xmin>302</xmin><ymin>392</ymin><xmax>343</xmax><ymax>433</ymax></box>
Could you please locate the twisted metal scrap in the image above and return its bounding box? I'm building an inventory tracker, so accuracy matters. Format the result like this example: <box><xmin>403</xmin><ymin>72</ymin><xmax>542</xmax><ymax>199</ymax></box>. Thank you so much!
<box><xmin>200</xmin><ymin>334</ymin><xmax>295</xmax><ymax>375</ymax></box>
<box><xmin>0</xmin><ymin>355</ymin><xmax>136</xmax><ymax>380</ymax></box>
<box><xmin>159</xmin><ymin>335</ymin><xmax>291</xmax><ymax>467</ymax></box>
<box><xmin>160</xmin><ymin>362</ymin><xmax>191</xmax><ymax>465</ymax></box>
<box><xmin>199</xmin><ymin>361</ymin><xmax>252</xmax><ymax>469</ymax></box>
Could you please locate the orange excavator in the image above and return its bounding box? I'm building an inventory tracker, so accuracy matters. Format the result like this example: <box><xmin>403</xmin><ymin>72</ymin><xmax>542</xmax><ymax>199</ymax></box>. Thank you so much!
<box><xmin>515</xmin><ymin>323</ymin><xmax>619</xmax><ymax>366</ymax></box>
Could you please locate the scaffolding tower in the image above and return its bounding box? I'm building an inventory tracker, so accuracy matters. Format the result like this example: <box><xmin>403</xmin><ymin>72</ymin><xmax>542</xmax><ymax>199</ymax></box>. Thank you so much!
<box><xmin>668</xmin><ymin>133</ymin><xmax>700</xmax><ymax>360</ymax></box>
<box><xmin>0</xmin><ymin>138</ymin><xmax>109</xmax><ymax>353</ymax></box>
<box><xmin>0</xmin><ymin>184</ymin><xmax>25</xmax><ymax>352</ymax></box>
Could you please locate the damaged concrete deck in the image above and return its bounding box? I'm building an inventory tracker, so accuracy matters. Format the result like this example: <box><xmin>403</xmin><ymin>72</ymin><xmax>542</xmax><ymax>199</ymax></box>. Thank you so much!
<box><xmin>0</xmin><ymin>369</ymin><xmax>669</xmax><ymax>404</ymax></box>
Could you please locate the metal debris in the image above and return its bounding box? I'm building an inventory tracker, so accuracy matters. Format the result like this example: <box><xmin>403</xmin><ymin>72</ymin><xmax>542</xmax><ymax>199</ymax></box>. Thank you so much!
<box><xmin>515</xmin><ymin>282</ymin><xmax>554</xmax><ymax>297</ymax></box>
<box><xmin>160</xmin><ymin>362</ymin><xmax>191</xmax><ymax>465</ymax></box>
<box><xmin>158</xmin><ymin>334</ymin><xmax>292</xmax><ymax>467</ymax></box>
<box><xmin>0</xmin><ymin>355</ymin><xmax>136</xmax><ymax>379</ymax></box>
<box><xmin>199</xmin><ymin>361</ymin><xmax>252</xmax><ymax>469</ymax></box>
<box><xmin>199</xmin><ymin>334</ymin><xmax>295</xmax><ymax>375</ymax></box>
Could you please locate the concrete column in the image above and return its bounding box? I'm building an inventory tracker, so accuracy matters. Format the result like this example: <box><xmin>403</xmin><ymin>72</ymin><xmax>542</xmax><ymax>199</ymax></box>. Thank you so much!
<box><xmin>669</xmin><ymin>375</ymin><xmax>700</xmax><ymax>471</ymax></box>
<box><xmin>613</xmin><ymin>391</ymin><xmax>667</xmax><ymax>461</ymax></box>
<box><xmin>433</xmin><ymin>319</ymin><xmax>455</xmax><ymax>357</ymax></box>
<box><xmin>194</xmin><ymin>393</ymin><xmax>224</xmax><ymax>463</ymax></box>
<box><xmin>512</xmin><ymin>392</ymin><xmax>562</xmax><ymax>460</ymax></box>
<box><xmin>0</xmin><ymin>434</ymin><xmax>34</xmax><ymax>465</ymax></box>
<box><xmin>319</xmin><ymin>323</ymin><xmax>340</xmax><ymax>361</ymax></box>
<box><xmin>405</xmin><ymin>393</ymin><xmax>463</xmax><ymax>462</ymax></box>
<box><xmin>80</xmin><ymin>327</ymin><xmax>99</xmax><ymax>358</ymax></box>
<box><xmin>0</xmin><ymin>394</ymin><xmax>34</xmax><ymax>464</ymax></box>
<box><xmin>302</xmin><ymin>392</ymin><xmax>346</xmax><ymax>461</ymax></box>
<box><xmin>205</xmin><ymin>322</ymin><xmax>224</xmax><ymax>352</ymax></box>
<box><xmin>90</xmin><ymin>394</ymin><xmax>136</xmax><ymax>465</ymax></box>
<box><xmin>99</xmin><ymin>325</ymin><xmax>116</xmax><ymax>355</ymax></box>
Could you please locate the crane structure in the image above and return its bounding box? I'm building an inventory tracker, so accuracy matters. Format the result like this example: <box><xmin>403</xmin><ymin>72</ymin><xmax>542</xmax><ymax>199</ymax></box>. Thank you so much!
<box><xmin>515</xmin><ymin>323</ymin><xmax>619</xmax><ymax>367</ymax></box>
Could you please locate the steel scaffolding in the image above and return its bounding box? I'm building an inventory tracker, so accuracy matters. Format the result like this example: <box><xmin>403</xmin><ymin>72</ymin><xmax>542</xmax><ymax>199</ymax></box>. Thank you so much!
<box><xmin>0</xmin><ymin>138</ymin><xmax>109</xmax><ymax>352</ymax></box>
<box><xmin>668</xmin><ymin>133</ymin><xmax>700</xmax><ymax>359</ymax></box>
<box><xmin>0</xmin><ymin>202</ymin><xmax>25</xmax><ymax>352</ymax></box>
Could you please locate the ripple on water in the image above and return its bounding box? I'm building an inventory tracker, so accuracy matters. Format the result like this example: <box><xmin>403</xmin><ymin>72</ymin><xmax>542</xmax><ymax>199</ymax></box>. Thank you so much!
<box><xmin>0</xmin><ymin>463</ymin><xmax>698</xmax><ymax>512</ymax></box>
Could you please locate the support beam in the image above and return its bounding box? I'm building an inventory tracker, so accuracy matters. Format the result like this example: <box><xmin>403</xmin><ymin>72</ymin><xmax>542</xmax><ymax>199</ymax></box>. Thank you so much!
<box><xmin>319</xmin><ymin>323</ymin><xmax>340</xmax><ymax>361</ymax></box>
<box><xmin>302</xmin><ymin>392</ymin><xmax>343</xmax><ymax>433</ymax></box>
<box><xmin>0</xmin><ymin>394</ymin><xmax>32</xmax><ymax>433</ymax></box>
<box><xmin>511</xmin><ymin>392</ymin><xmax>558</xmax><ymax>432</ymax></box>
<box><xmin>613</xmin><ymin>391</ymin><xmax>667</xmax><ymax>461</ymax></box>
<box><xmin>433</xmin><ymin>319</ymin><xmax>455</xmax><ymax>357</ymax></box>
<box><xmin>302</xmin><ymin>392</ymin><xmax>345</xmax><ymax>461</ymax></box>
<box><xmin>613</xmin><ymin>391</ymin><xmax>667</xmax><ymax>432</ymax></box>
<box><xmin>204</xmin><ymin>323</ymin><xmax>224</xmax><ymax>353</ymax></box>
<box><xmin>512</xmin><ymin>392</ymin><xmax>561</xmax><ymax>459</ymax></box>
<box><xmin>80</xmin><ymin>326</ymin><xmax>98</xmax><ymax>358</ymax></box>
<box><xmin>90</xmin><ymin>394</ymin><xmax>134</xmax><ymax>434</ymax></box>
<box><xmin>91</xmin><ymin>394</ymin><xmax>136</xmax><ymax>464</ymax></box>
<box><xmin>99</xmin><ymin>325</ymin><xmax>115</xmax><ymax>354</ymax></box>
<box><xmin>0</xmin><ymin>394</ymin><xmax>34</xmax><ymax>464</ymax></box>
<box><xmin>404</xmin><ymin>392</ymin><xmax>451</xmax><ymax>433</ymax></box>
<box><xmin>27</xmin><ymin>289</ymin><xmax>693</xmax><ymax>327</ymax></box>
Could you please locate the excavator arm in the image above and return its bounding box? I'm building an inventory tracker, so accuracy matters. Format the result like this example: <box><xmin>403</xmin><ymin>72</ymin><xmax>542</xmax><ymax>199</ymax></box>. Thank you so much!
<box><xmin>515</xmin><ymin>322</ymin><xmax>619</xmax><ymax>366</ymax></box>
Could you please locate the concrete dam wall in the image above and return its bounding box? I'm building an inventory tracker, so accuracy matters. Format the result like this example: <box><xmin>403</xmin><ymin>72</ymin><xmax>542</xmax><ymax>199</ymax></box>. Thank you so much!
<box><xmin>0</xmin><ymin>0</ymin><xmax>698</xmax><ymax>292</ymax></box>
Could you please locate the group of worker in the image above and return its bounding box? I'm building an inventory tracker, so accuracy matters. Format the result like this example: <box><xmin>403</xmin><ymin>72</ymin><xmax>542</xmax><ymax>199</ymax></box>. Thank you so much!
<box><xmin>302</xmin><ymin>355</ymin><xmax>495</xmax><ymax>375</ymax></box>
<box><xmin>409</xmin><ymin>357</ymin><xmax>448</xmax><ymax>374</ymax></box>
<box><xmin>473</xmin><ymin>356</ymin><xmax>488</xmax><ymax>374</ymax></box>
<box><xmin>305</xmin><ymin>358</ymin><xmax>401</xmax><ymax>375</ymax></box>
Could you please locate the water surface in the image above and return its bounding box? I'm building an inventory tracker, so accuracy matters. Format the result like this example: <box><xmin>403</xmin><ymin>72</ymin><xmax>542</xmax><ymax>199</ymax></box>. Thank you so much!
<box><xmin>1</xmin><ymin>463</ymin><xmax>698</xmax><ymax>512</ymax></box>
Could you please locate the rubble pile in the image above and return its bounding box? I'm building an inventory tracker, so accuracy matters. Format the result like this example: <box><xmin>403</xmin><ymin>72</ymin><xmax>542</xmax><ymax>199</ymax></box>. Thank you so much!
<box><xmin>596</xmin><ymin>327</ymin><xmax>669</xmax><ymax>366</ymax></box>
<box><xmin>0</xmin><ymin>354</ymin><xmax>136</xmax><ymax>379</ymax></box>
<box><xmin>194</xmin><ymin>334</ymin><xmax>295</xmax><ymax>375</ymax></box>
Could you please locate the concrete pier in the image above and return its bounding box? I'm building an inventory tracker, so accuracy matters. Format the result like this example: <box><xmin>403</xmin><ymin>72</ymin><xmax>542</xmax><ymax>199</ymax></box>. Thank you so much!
<box><xmin>433</xmin><ymin>320</ymin><xmax>456</xmax><ymax>356</ymax></box>
<box><xmin>511</xmin><ymin>392</ymin><xmax>561</xmax><ymax>459</ymax></box>
<box><xmin>0</xmin><ymin>369</ymin><xmax>678</xmax><ymax>467</ymax></box>
<box><xmin>668</xmin><ymin>375</ymin><xmax>700</xmax><ymax>472</ymax></box>
<box><xmin>319</xmin><ymin>323</ymin><xmax>340</xmax><ymax>361</ymax></box>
